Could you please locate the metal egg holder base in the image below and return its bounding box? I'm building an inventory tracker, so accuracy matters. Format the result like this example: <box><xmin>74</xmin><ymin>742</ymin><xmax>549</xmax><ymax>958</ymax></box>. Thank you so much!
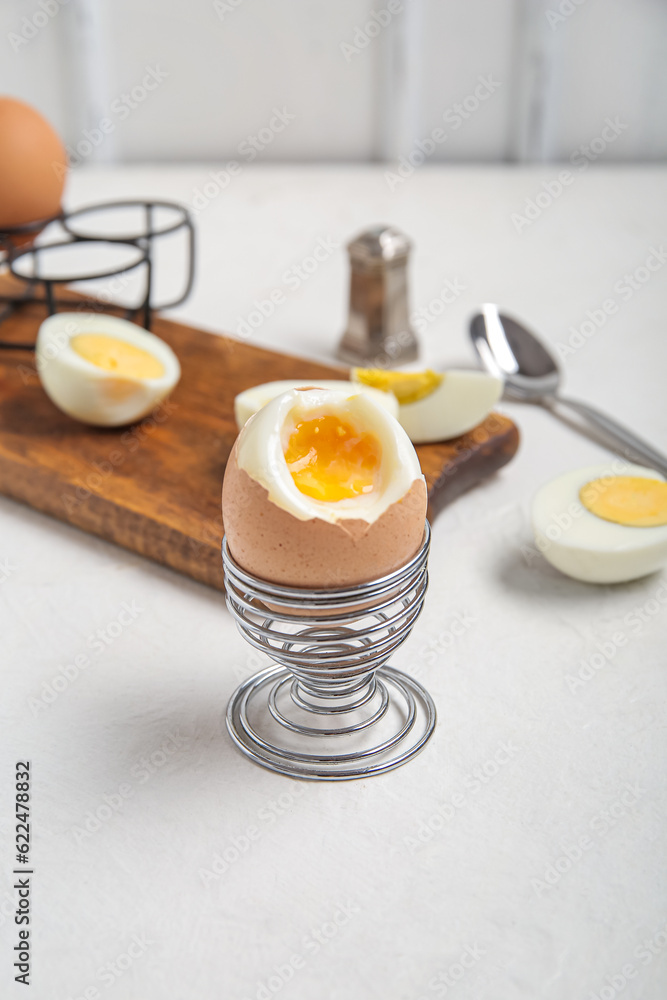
<box><xmin>222</xmin><ymin>525</ymin><xmax>436</xmax><ymax>780</ymax></box>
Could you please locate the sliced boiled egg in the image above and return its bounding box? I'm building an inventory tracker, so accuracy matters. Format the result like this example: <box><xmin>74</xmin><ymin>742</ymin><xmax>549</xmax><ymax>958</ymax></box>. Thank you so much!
<box><xmin>351</xmin><ymin>368</ymin><xmax>503</xmax><ymax>443</ymax></box>
<box><xmin>532</xmin><ymin>464</ymin><xmax>667</xmax><ymax>583</ymax></box>
<box><xmin>36</xmin><ymin>312</ymin><xmax>180</xmax><ymax>426</ymax></box>
<box><xmin>222</xmin><ymin>387</ymin><xmax>427</xmax><ymax>587</ymax></box>
<box><xmin>234</xmin><ymin>379</ymin><xmax>398</xmax><ymax>429</ymax></box>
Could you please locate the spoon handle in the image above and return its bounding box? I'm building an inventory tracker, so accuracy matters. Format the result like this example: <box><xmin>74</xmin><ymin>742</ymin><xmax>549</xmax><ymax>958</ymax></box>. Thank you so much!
<box><xmin>554</xmin><ymin>395</ymin><xmax>667</xmax><ymax>477</ymax></box>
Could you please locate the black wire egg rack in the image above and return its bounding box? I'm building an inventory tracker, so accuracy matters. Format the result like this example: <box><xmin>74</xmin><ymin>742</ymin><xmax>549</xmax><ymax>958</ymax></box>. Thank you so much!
<box><xmin>0</xmin><ymin>199</ymin><xmax>195</xmax><ymax>348</ymax></box>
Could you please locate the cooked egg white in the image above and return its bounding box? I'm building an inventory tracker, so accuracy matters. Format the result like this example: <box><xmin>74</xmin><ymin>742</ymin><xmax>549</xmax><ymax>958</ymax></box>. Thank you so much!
<box><xmin>237</xmin><ymin>387</ymin><xmax>420</xmax><ymax>524</ymax></box>
<box><xmin>234</xmin><ymin>379</ymin><xmax>398</xmax><ymax>429</ymax></box>
<box><xmin>532</xmin><ymin>463</ymin><xmax>667</xmax><ymax>583</ymax></box>
<box><xmin>222</xmin><ymin>387</ymin><xmax>428</xmax><ymax>587</ymax></box>
<box><xmin>351</xmin><ymin>368</ymin><xmax>503</xmax><ymax>443</ymax></box>
<box><xmin>36</xmin><ymin>312</ymin><xmax>180</xmax><ymax>426</ymax></box>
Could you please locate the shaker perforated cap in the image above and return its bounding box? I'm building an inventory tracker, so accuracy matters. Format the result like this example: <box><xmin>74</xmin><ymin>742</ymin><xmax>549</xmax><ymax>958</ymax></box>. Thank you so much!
<box><xmin>347</xmin><ymin>225</ymin><xmax>412</xmax><ymax>266</ymax></box>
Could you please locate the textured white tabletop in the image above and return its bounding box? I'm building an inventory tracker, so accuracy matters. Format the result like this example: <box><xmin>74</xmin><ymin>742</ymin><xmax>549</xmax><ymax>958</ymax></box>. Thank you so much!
<box><xmin>2</xmin><ymin>165</ymin><xmax>666</xmax><ymax>1000</ymax></box>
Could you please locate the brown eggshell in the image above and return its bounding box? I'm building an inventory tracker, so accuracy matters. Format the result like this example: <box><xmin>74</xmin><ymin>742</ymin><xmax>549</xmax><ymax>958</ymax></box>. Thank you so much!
<box><xmin>0</xmin><ymin>97</ymin><xmax>67</xmax><ymax>235</ymax></box>
<box><xmin>222</xmin><ymin>441</ymin><xmax>427</xmax><ymax>588</ymax></box>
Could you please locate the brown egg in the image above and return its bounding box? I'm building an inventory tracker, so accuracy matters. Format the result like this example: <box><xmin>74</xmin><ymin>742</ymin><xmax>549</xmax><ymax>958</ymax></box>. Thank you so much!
<box><xmin>221</xmin><ymin>387</ymin><xmax>428</xmax><ymax>589</ymax></box>
<box><xmin>0</xmin><ymin>97</ymin><xmax>67</xmax><ymax>236</ymax></box>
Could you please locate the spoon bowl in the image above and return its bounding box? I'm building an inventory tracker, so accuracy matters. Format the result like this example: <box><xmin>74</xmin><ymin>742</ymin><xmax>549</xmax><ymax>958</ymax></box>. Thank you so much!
<box><xmin>469</xmin><ymin>305</ymin><xmax>560</xmax><ymax>401</ymax></box>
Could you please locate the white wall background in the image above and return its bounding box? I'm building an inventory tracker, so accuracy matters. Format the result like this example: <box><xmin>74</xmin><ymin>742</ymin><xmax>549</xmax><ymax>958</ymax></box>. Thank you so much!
<box><xmin>1</xmin><ymin>0</ymin><xmax>666</xmax><ymax>164</ymax></box>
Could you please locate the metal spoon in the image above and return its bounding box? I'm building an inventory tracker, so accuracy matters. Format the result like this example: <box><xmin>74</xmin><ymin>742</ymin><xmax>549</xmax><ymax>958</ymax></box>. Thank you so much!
<box><xmin>470</xmin><ymin>303</ymin><xmax>667</xmax><ymax>476</ymax></box>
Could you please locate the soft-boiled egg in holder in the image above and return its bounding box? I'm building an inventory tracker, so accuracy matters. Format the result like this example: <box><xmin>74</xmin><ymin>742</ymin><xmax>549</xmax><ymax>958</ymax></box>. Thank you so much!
<box><xmin>224</xmin><ymin>386</ymin><xmax>426</xmax><ymax>587</ymax></box>
<box><xmin>36</xmin><ymin>312</ymin><xmax>181</xmax><ymax>427</ymax></box>
<box><xmin>221</xmin><ymin>386</ymin><xmax>436</xmax><ymax>779</ymax></box>
<box><xmin>532</xmin><ymin>463</ymin><xmax>667</xmax><ymax>583</ymax></box>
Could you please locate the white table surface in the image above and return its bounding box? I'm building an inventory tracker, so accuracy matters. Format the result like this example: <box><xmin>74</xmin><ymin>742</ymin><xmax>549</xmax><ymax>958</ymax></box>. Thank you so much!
<box><xmin>2</xmin><ymin>165</ymin><xmax>667</xmax><ymax>1000</ymax></box>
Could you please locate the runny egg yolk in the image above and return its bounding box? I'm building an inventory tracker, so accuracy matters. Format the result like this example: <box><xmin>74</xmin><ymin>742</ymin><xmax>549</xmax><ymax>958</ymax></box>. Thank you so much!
<box><xmin>70</xmin><ymin>334</ymin><xmax>165</xmax><ymax>379</ymax></box>
<box><xmin>580</xmin><ymin>476</ymin><xmax>667</xmax><ymax>527</ymax></box>
<box><xmin>284</xmin><ymin>414</ymin><xmax>381</xmax><ymax>502</ymax></box>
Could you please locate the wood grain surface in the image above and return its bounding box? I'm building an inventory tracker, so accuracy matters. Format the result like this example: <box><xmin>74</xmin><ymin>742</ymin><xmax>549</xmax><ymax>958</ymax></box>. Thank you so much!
<box><xmin>0</xmin><ymin>288</ymin><xmax>519</xmax><ymax>590</ymax></box>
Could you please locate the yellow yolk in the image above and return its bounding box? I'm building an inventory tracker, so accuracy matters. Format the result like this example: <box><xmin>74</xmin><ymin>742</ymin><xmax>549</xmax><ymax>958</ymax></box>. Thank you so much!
<box><xmin>580</xmin><ymin>476</ymin><xmax>667</xmax><ymax>527</ymax></box>
<box><xmin>284</xmin><ymin>415</ymin><xmax>381</xmax><ymax>502</ymax></box>
<box><xmin>70</xmin><ymin>334</ymin><xmax>165</xmax><ymax>379</ymax></box>
<box><xmin>352</xmin><ymin>368</ymin><xmax>443</xmax><ymax>405</ymax></box>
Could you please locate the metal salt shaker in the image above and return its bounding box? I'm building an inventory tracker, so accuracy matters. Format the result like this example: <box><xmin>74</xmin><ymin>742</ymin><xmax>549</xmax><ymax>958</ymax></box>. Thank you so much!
<box><xmin>337</xmin><ymin>225</ymin><xmax>419</xmax><ymax>367</ymax></box>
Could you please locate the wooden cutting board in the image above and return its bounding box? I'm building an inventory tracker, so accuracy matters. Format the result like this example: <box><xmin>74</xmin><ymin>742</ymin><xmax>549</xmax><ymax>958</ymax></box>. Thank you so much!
<box><xmin>0</xmin><ymin>289</ymin><xmax>519</xmax><ymax>590</ymax></box>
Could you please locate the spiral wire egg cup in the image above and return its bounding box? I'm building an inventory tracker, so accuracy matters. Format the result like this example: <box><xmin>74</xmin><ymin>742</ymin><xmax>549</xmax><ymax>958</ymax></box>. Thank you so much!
<box><xmin>222</xmin><ymin>523</ymin><xmax>436</xmax><ymax>780</ymax></box>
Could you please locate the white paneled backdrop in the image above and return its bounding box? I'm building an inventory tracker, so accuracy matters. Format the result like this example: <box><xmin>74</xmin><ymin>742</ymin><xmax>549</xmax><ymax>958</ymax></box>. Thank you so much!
<box><xmin>1</xmin><ymin>0</ymin><xmax>666</xmax><ymax>164</ymax></box>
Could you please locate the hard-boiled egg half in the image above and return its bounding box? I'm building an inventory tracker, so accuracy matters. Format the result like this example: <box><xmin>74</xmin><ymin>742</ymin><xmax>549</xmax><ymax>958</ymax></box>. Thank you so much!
<box><xmin>351</xmin><ymin>368</ymin><xmax>503</xmax><ymax>443</ymax></box>
<box><xmin>532</xmin><ymin>464</ymin><xmax>667</xmax><ymax>583</ymax></box>
<box><xmin>36</xmin><ymin>312</ymin><xmax>180</xmax><ymax>426</ymax></box>
<box><xmin>234</xmin><ymin>379</ymin><xmax>398</xmax><ymax>429</ymax></box>
<box><xmin>222</xmin><ymin>387</ymin><xmax>427</xmax><ymax>587</ymax></box>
